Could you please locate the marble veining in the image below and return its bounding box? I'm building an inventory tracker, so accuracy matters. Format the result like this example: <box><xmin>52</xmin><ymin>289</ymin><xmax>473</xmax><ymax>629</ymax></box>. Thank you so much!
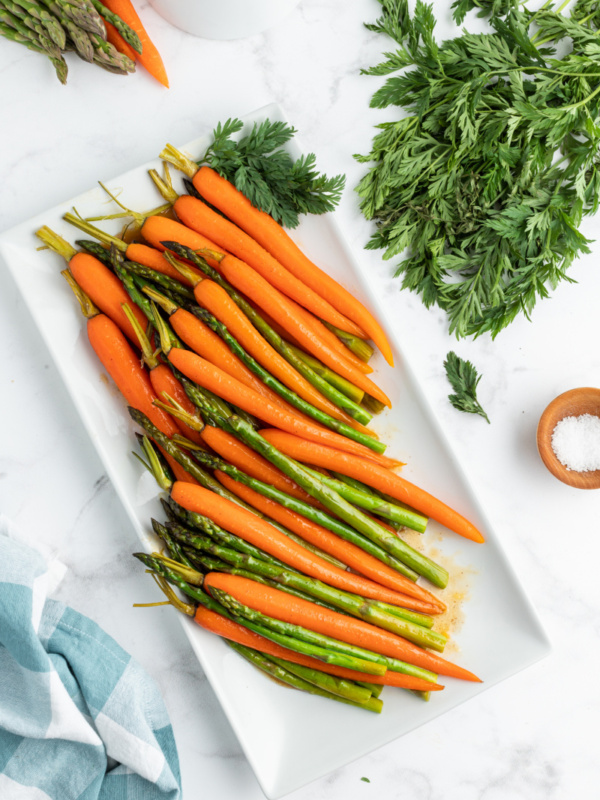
<box><xmin>1</xmin><ymin>1</ymin><xmax>599</xmax><ymax>797</ymax></box>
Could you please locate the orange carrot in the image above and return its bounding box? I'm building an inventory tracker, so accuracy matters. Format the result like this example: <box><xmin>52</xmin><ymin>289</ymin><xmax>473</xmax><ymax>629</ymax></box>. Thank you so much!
<box><xmin>126</xmin><ymin>242</ymin><xmax>204</xmax><ymax>285</ymax></box>
<box><xmin>287</xmin><ymin>298</ymin><xmax>373</xmax><ymax>374</ymax></box>
<box><xmin>87</xmin><ymin>313</ymin><xmax>177</xmax><ymax>437</ymax></box>
<box><xmin>102</xmin><ymin>0</ymin><xmax>169</xmax><ymax>87</ymax></box>
<box><xmin>159</xmin><ymin>446</ymin><xmax>200</xmax><ymax>486</ymax></box>
<box><xmin>171</xmin><ymin>482</ymin><xmax>427</xmax><ymax>608</ymax></box>
<box><xmin>193</xmin><ymin>166</ymin><xmax>395</xmax><ymax>366</ymax></box>
<box><xmin>167</xmin><ymin>348</ymin><xmax>398</xmax><ymax>467</ymax></box>
<box><xmin>140</xmin><ymin>216</ymin><xmax>225</xmax><ymax>270</ymax></box>
<box><xmin>200</xmin><ymin>425</ymin><xmax>314</xmax><ymax>504</ymax></box>
<box><xmin>193</xmin><ymin>279</ymin><xmax>359</xmax><ymax>426</ymax></box>
<box><xmin>148</xmin><ymin>364</ymin><xmax>205</xmax><ymax>446</ymax></box>
<box><xmin>214</xmin><ymin>252</ymin><xmax>392</xmax><ymax>407</ymax></box>
<box><xmin>141</xmin><ymin>216</ymin><xmax>389</xmax><ymax>405</ymax></box>
<box><xmin>217</xmin><ymin>472</ymin><xmax>443</xmax><ymax>613</ymax></box>
<box><xmin>166</xmin><ymin>307</ymin><xmax>309</xmax><ymax>415</ymax></box>
<box><xmin>261</xmin><ymin>430</ymin><xmax>485</xmax><ymax>543</ymax></box>
<box><xmin>203</xmin><ymin>572</ymin><xmax>481</xmax><ymax>681</ymax></box>
<box><xmin>69</xmin><ymin>252</ymin><xmax>147</xmax><ymax>344</ymax></box>
<box><xmin>194</xmin><ymin>606</ymin><xmax>443</xmax><ymax>692</ymax></box>
<box><xmin>174</xmin><ymin>194</ymin><xmax>366</xmax><ymax>338</ymax></box>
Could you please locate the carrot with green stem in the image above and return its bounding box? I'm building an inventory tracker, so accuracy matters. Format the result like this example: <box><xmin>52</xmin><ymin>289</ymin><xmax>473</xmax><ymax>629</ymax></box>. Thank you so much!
<box><xmin>194</xmin><ymin>606</ymin><xmax>441</xmax><ymax>692</ymax></box>
<box><xmin>158</xmin><ymin>160</ymin><xmax>395</xmax><ymax>366</ymax></box>
<box><xmin>215</xmin><ymin>472</ymin><xmax>443</xmax><ymax>613</ymax></box>
<box><xmin>36</xmin><ymin>227</ymin><xmax>147</xmax><ymax>344</ymax></box>
<box><xmin>261</xmin><ymin>430</ymin><xmax>485</xmax><ymax>544</ymax></box>
<box><xmin>62</xmin><ymin>214</ymin><xmax>207</xmax><ymax>285</ymax></box>
<box><xmin>140</xmin><ymin>407</ymin><xmax>437</xmax><ymax>594</ymax></box>
<box><xmin>160</xmin><ymin>478</ymin><xmax>435</xmax><ymax>609</ymax></box>
<box><xmin>189</xmin><ymin>247</ymin><xmax>391</xmax><ymax>405</ymax></box>
<box><xmin>156</xmin><ymin>239</ymin><xmax>373</xmax><ymax>425</ymax></box>
<box><xmin>165</xmin><ymin>346</ymin><xmax>399</xmax><ymax>467</ymax></box>
<box><xmin>176</xmin><ymin>301</ymin><xmax>386</xmax><ymax>453</ymax></box>
<box><xmin>170</xmin><ymin>192</ymin><xmax>367</xmax><ymax>339</ymax></box>
<box><xmin>135</xmin><ymin>554</ymin><xmax>444</xmax><ymax>691</ymax></box>
<box><xmin>144</xmin><ymin>285</ymin><xmax>324</xmax><ymax>420</ymax></box>
<box><xmin>203</xmin><ymin>572</ymin><xmax>480</xmax><ymax>681</ymax></box>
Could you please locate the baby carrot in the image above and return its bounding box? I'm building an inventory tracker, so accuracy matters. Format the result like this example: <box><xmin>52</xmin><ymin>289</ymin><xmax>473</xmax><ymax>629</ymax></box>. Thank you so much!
<box><xmin>203</xmin><ymin>573</ymin><xmax>480</xmax><ymax>682</ymax></box>
<box><xmin>192</xmin><ymin>166</ymin><xmax>395</xmax><ymax>366</ymax></box>
<box><xmin>261</xmin><ymin>430</ymin><xmax>485</xmax><ymax>544</ymax></box>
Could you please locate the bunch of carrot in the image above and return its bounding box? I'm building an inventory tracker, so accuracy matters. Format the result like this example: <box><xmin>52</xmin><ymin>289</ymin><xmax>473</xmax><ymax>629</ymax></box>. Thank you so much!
<box><xmin>36</xmin><ymin>141</ymin><xmax>484</xmax><ymax>712</ymax></box>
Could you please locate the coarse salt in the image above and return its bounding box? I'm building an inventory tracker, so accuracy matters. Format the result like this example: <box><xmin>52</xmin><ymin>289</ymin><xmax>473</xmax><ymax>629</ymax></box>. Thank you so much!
<box><xmin>551</xmin><ymin>414</ymin><xmax>600</xmax><ymax>472</ymax></box>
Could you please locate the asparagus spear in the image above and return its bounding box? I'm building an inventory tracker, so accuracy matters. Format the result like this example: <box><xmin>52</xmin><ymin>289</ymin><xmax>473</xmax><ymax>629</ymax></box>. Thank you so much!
<box><xmin>89</xmin><ymin>31</ymin><xmax>134</xmax><ymax>73</ymax></box>
<box><xmin>183</xmin><ymin>547</ymin><xmax>345</xmax><ymax>615</ymax></box>
<box><xmin>0</xmin><ymin>16</ymin><xmax>67</xmax><ymax>80</ymax></box>
<box><xmin>321</xmin><ymin>321</ymin><xmax>375</xmax><ymax>364</ymax></box>
<box><xmin>1</xmin><ymin>0</ymin><xmax>61</xmax><ymax>55</ymax></box>
<box><xmin>294</xmin><ymin>464</ymin><xmax>426</xmax><ymax>530</ymax></box>
<box><xmin>161</xmin><ymin>243</ymin><xmax>372</xmax><ymax>425</ymax></box>
<box><xmin>227</xmin><ymin>416</ymin><xmax>449</xmax><ymax>589</ymax></box>
<box><xmin>89</xmin><ymin>0</ymin><xmax>141</xmax><ymax>52</ymax></box>
<box><xmin>166</xmin><ymin>521</ymin><xmax>445</xmax><ymax>649</ymax></box>
<box><xmin>287</xmin><ymin>344</ymin><xmax>365</xmax><ymax>403</ymax></box>
<box><xmin>209</xmin><ymin>588</ymin><xmax>388</xmax><ymax>676</ymax></box>
<box><xmin>75</xmin><ymin>239</ymin><xmax>112</xmax><ymax>264</ymax></box>
<box><xmin>162</xmin><ymin>499</ymin><xmax>290</xmax><ymax>570</ymax></box>
<box><xmin>131</xmin><ymin>412</ymin><xmax>348</xmax><ymax>570</ymax></box>
<box><xmin>42</xmin><ymin>0</ymin><xmax>106</xmax><ymax>37</ymax></box>
<box><xmin>137</xmin><ymin>552</ymin><xmax>440</xmax><ymax>683</ymax></box>
<box><xmin>11</xmin><ymin>0</ymin><xmax>66</xmax><ymax>47</ymax></box>
<box><xmin>268</xmin><ymin>656</ymin><xmax>374</xmax><ymax>705</ymax></box>
<box><xmin>145</xmin><ymin>285</ymin><xmax>384</xmax><ymax>455</ymax></box>
<box><xmin>148</xmin><ymin>405</ymin><xmax>422</xmax><ymax>582</ymax></box>
<box><xmin>228</xmin><ymin>642</ymin><xmax>383</xmax><ymax>712</ymax></box>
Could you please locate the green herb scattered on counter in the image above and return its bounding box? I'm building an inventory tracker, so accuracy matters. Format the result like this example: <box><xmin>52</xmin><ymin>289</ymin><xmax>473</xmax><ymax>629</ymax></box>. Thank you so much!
<box><xmin>199</xmin><ymin>118</ymin><xmax>346</xmax><ymax>228</ymax></box>
<box><xmin>444</xmin><ymin>352</ymin><xmax>490</xmax><ymax>423</ymax></box>
<box><xmin>357</xmin><ymin>0</ymin><xmax>600</xmax><ymax>339</ymax></box>
<box><xmin>361</xmin><ymin>776</ymin><xmax>371</xmax><ymax>782</ymax></box>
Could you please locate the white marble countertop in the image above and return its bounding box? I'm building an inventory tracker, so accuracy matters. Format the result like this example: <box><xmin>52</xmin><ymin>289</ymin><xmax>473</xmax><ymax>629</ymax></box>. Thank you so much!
<box><xmin>1</xmin><ymin>1</ymin><xmax>599</xmax><ymax>797</ymax></box>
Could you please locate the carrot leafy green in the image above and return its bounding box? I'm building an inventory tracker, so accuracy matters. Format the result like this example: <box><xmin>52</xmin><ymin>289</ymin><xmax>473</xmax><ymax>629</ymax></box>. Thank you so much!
<box><xmin>199</xmin><ymin>118</ymin><xmax>345</xmax><ymax>229</ymax></box>
<box><xmin>357</xmin><ymin>0</ymin><xmax>600</xmax><ymax>338</ymax></box>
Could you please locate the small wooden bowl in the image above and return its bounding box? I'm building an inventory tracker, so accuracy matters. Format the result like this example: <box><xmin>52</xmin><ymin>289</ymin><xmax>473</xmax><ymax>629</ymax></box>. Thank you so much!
<box><xmin>537</xmin><ymin>387</ymin><xmax>600</xmax><ymax>489</ymax></box>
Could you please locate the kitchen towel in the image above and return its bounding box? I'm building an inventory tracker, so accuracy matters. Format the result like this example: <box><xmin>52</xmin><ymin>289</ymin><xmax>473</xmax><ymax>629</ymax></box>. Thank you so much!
<box><xmin>0</xmin><ymin>517</ymin><xmax>181</xmax><ymax>799</ymax></box>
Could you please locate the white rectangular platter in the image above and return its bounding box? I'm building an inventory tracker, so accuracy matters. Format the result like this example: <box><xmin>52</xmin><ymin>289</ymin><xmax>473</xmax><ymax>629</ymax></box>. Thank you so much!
<box><xmin>0</xmin><ymin>103</ymin><xmax>550</xmax><ymax>799</ymax></box>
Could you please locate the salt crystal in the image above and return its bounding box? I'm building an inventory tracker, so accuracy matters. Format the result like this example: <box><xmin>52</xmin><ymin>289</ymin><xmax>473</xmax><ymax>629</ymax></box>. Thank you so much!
<box><xmin>551</xmin><ymin>414</ymin><xmax>600</xmax><ymax>472</ymax></box>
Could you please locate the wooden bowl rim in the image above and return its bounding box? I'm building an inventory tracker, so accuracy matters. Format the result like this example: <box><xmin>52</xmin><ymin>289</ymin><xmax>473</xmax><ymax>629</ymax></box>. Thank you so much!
<box><xmin>537</xmin><ymin>387</ymin><xmax>600</xmax><ymax>490</ymax></box>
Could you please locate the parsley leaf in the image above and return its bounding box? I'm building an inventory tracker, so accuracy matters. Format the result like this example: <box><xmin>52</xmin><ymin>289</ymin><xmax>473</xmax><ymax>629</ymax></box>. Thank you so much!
<box><xmin>199</xmin><ymin>119</ymin><xmax>345</xmax><ymax>228</ymax></box>
<box><xmin>357</xmin><ymin>0</ymin><xmax>600</xmax><ymax>339</ymax></box>
<box><xmin>444</xmin><ymin>352</ymin><xmax>490</xmax><ymax>422</ymax></box>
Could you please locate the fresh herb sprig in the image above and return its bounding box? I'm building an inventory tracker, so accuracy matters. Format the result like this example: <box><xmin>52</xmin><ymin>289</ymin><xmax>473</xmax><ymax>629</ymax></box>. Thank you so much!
<box><xmin>199</xmin><ymin>118</ymin><xmax>346</xmax><ymax>228</ymax></box>
<box><xmin>444</xmin><ymin>352</ymin><xmax>490</xmax><ymax>422</ymax></box>
<box><xmin>357</xmin><ymin>0</ymin><xmax>600</xmax><ymax>339</ymax></box>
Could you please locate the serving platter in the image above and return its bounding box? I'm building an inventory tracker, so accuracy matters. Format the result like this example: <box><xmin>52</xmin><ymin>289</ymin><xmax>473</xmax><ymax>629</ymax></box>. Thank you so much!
<box><xmin>0</xmin><ymin>103</ymin><xmax>550</xmax><ymax>799</ymax></box>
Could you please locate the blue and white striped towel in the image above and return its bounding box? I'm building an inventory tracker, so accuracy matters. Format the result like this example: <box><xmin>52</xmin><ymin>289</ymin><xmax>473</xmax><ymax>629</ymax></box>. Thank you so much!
<box><xmin>0</xmin><ymin>518</ymin><xmax>181</xmax><ymax>799</ymax></box>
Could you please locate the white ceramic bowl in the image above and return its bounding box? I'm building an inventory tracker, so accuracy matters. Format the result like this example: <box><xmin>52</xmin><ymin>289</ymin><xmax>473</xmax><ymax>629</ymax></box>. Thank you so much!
<box><xmin>148</xmin><ymin>0</ymin><xmax>301</xmax><ymax>40</ymax></box>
